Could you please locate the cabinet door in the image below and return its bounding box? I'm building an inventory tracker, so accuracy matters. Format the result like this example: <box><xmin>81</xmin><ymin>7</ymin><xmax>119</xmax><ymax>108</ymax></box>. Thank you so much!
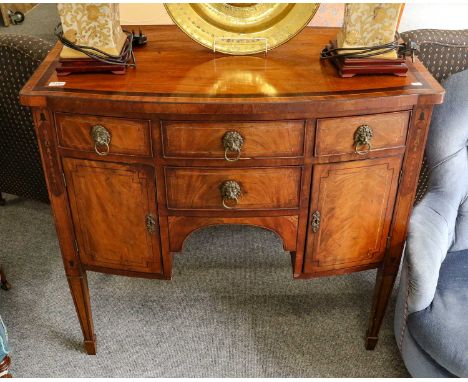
<box><xmin>63</xmin><ymin>158</ymin><xmax>162</xmax><ymax>274</ymax></box>
<box><xmin>304</xmin><ymin>157</ymin><xmax>401</xmax><ymax>274</ymax></box>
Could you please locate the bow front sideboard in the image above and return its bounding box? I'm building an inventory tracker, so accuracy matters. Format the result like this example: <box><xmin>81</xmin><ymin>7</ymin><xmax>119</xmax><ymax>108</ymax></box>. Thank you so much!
<box><xmin>20</xmin><ymin>26</ymin><xmax>444</xmax><ymax>355</ymax></box>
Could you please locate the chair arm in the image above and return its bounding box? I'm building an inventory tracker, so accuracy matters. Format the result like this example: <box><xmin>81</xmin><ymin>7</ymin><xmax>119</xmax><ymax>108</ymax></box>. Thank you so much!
<box><xmin>401</xmin><ymin>30</ymin><xmax>468</xmax><ymax>202</ymax></box>
<box><xmin>405</xmin><ymin>196</ymin><xmax>452</xmax><ymax>314</ymax></box>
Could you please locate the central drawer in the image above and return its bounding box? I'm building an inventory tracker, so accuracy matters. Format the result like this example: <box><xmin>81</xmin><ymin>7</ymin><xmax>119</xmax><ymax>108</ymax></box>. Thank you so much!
<box><xmin>161</xmin><ymin>120</ymin><xmax>306</xmax><ymax>160</ymax></box>
<box><xmin>164</xmin><ymin>166</ymin><xmax>302</xmax><ymax>210</ymax></box>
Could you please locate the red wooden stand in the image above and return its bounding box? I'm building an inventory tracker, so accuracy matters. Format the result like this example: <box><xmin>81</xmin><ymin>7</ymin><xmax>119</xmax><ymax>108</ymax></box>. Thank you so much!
<box><xmin>56</xmin><ymin>59</ymin><xmax>126</xmax><ymax>76</ymax></box>
<box><xmin>56</xmin><ymin>39</ymin><xmax>131</xmax><ymax>76</ymax></box>
<box><xmin>325</xmin><ymin>41</ymin><xmax>408</xmax><ymax>78</ymax></box>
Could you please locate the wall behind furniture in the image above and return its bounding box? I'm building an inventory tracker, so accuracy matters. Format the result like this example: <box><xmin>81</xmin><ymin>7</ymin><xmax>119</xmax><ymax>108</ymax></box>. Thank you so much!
<box><xmin>118</xmin><ymin>3</ymin><xmax>345</xmax><ymax>26</ymax></box>
<box><xmin>399</xmin><ymin>3</ymin><xmax>468</xmax><ymax>31</ymax></box>
<box><xmin>119</xmin><ymin>3</ymin><xmax>468</xmax><ymax>32</ymax></box>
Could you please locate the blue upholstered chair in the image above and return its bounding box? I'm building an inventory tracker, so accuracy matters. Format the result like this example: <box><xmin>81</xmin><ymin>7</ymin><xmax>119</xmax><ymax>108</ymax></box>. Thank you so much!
<box><xmin>0</xmin><ymin>315</ymin><xmax>11</xmax><ymax>377</ymax></box>
<box><xmin>394</xmin><ymin>68</ymin><xmax>468</xmax><ymax>377</ymax></box>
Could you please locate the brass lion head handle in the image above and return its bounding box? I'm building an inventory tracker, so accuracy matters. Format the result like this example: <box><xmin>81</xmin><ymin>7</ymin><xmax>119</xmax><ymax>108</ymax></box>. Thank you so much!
<box><xmin>222</xmin><ymin>131</ymin><xmax>244</xmax><ymax>162</ymax></box>
<box><xmin>220</xmin><ymin>180</ymin><xmax>242</xmax><ymax>209</ymax></box>
<box><xmin>91</xmin><ymin>125</ymin><xmax>111</xmax><ymax>156</ymax></box>
<box><xmin>354</xmin><ymin>125</ymin><xmax>373</xmax><ymax>155</ymax></box>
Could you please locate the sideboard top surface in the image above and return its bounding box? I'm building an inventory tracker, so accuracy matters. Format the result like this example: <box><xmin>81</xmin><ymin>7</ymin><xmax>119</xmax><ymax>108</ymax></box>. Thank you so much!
<box><xmin>21</xmin><ymin>26</ymin><xmax>444</xmax><ymax>108</ymax></box>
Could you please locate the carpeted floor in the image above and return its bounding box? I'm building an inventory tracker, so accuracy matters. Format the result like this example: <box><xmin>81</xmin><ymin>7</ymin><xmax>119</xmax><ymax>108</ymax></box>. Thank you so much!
<box><xmin>0</xmin><ymin>4</ymin><xmax>59</xmax><ymax>43</ymax></box>
<box><xmin>0</xmin><ymin>194</ymin><xmax>408</xmax><ymax>377</ymax></box>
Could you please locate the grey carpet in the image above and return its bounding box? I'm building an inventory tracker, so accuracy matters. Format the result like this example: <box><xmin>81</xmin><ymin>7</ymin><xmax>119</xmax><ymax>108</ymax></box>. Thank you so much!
<box><xmin>0</xmin><ymin>194</ymin><xmax>408</xmax><ymax>377</ymax></box>
<box><xmin>0</xmin><ymin>4</ymin><xmax>58</xmax><ymax>43</ymax></box>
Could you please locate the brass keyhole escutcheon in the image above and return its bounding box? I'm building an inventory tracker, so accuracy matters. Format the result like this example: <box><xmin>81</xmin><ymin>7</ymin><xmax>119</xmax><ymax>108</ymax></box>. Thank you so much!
<box><xmin>146</xmin><ymin>214</ymin><xmax>157</xmax><ymax>234</ymax></box>
<box><xmin>311</xmin><ymin>210</ymin><xmax>321</xmax><ymax>233</ymax></box>
<box><xmin>354</xmin><ymin>125</ymin><xmax>373</xmax><ymax>155</ymax></box>
<box><xmin>220</xmin><ymin>180</ymin><xmax>242</xmax><ymax>209</ymax></box>
<box><xmin>222</xmin><ymin>131</ymin><xmax>244</xmax><ymax>162</ymax></box>
<box><xmin>91</xmin><ymin>125</ymin><xmax>111</xmax><ymax>156</ymax></box>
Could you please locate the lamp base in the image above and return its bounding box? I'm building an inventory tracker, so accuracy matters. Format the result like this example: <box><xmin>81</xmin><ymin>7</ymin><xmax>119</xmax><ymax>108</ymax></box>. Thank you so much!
<box><xmin>325</xmin><ymin>41</ymin><xmax>408</xmax><ymax>78</ymax></box>
<box><xmin>56</xmin><ymin>59</ymin><xmax>127</xmax><ymax>76</ymax></box>
<box><xmin>56</xmin><ymin>39</ymin><xmax>131</xmax><ymax>76</ymax></box>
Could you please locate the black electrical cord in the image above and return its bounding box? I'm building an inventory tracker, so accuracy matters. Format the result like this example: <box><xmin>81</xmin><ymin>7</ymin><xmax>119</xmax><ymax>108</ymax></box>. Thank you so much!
<box><xmin>320</xmin><ymin>32</ymin><xmax>468</xmax><ymax>62</ymax></box>
<box><xmin>320</xmin><ymin>33</ymin><xmax>406</xmax><ymax>60</ymax></box>
<box><xmin>54</xmin><ymin>23</ymin><xmax>136</xmax><ymax>67</ymax></box>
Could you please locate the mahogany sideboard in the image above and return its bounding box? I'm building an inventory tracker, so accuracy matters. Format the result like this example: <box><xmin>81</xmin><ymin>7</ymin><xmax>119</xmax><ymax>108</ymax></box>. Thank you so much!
<box><xmin>20</xmin><ymin>26</ymin><xmax>444</xmax><ymax>355</ymax></box>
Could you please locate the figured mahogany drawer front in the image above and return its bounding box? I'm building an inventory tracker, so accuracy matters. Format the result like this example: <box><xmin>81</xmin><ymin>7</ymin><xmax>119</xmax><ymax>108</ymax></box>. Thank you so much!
<box><xmin>56</xmin><ymin>113</ymin><xmax>152</xmax><ymax>157</ymax></box>
<box><xmin>315</xmin><ymin>111</ymin><xmax>410</xmax><ymax>157</ymax></box>
<box><xmin>161</xmin><ymin>120</ymin><xmax>306</xmax><ymax>160</ymax></box>
<box><xmin>165</xmin><ymin>167</ymin><xmax>302</xmax><ymax>210</ymax></box>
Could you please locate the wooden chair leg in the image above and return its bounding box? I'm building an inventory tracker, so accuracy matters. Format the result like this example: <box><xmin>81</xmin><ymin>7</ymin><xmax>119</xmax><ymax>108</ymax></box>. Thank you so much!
<box><xmin>0</xmin><ymin>267</ymin><xmax>11</xmax><ymax>291</ymax></box>
<box><xmin>0</xmin><ymin>355</ymin><xmax>12</xmax><ymax>378</ymax></box>
<box><xmin>0</xmin><ymin>193</ymin><xmax>5</xmax><ymax>206</ymax></box>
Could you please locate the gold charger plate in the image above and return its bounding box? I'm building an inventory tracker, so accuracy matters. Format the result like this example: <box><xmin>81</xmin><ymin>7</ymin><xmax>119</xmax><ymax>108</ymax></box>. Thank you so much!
<box><xmin>164</xmin><ymin>3</ymin><xmax>320</xmax><ymax>55</ymax></box>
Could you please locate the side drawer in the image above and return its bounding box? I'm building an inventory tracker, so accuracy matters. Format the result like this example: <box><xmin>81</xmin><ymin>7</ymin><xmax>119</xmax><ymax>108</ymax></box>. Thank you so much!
<box><xmin>161</xmin><ymin>120</ymin><xmax>306</xmax><ymax>160</ymax></box>
<box><xmin>56</xmin><ymin>113</ymin><xmax>152</xmax><ymax>157</ymax></box>
<box><xmin>315</xmin><ymin>111</ymin><xmax>410</xmax><ymax>157</ymax></box>
<box><xmin>165</xmin><ymin>166</ymin><xmax>302</xmax><ymax>210</ymax></box>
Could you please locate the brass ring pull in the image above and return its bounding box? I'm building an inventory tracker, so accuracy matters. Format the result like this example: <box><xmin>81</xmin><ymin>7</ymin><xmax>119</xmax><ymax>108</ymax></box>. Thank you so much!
<box><xmin>224</xmin><ymin>147</ymin><xmax>242</xmax><ymax>162</ymax></box>
<box><xmin>222</xmin><ymin>131</ymin><xmax>244</xmax><ymax>162</ymax></box>
<box><xmin>355</xmin><ymin>142</ymin><xmax>371</xmax><ymax>155</ymax></box>
<box><xmin>220</xmin><ymin>180</ymin><xmax>242</xmax><ymax>209</ymax></box>
<box><xmin>91</xmin><ymin>125</ymin><xmax>111</xmax><ymax>156</ymax></box>
<box><xmin>222</xmin><ymin>196</ymin><xmax>239</xmax><ymax>209</ymax></box>
<box><xmin>354</xmin><ymin>125</ymin><xmax>373</xmax><ymax>155</ymax></box>
<box><xmin>94</xmin><ymin>141</ymin><xmax>110</xmax><ymax>156</ymax></box>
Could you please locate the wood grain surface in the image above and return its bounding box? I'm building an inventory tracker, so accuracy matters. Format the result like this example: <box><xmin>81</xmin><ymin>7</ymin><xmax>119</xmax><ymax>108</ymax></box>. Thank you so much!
<box><xmin>162</xmin><ymin>120</ymin><xmax>305</xmax><ymax>159</ymax></box>
<box><xmin>20</xmin><ymin>26</ymin><xmax>444</xmax><ymax>110</ymax></box>
<box><xmin>56</xmin><ymin>113</ymin><xmax>152</xmax><ymax>157</ymax></box>
<box><xmin>63</xmin><ymin>158</ymin><xmax>162</xmax><ymax>274</ymax></box>
<box><xmin>168</xmin><ymin>215</ymin><xmax>299</xmax><ymax>252</ymax></box>
<box><xmin>304</xmin><ymin>156</ymin><xmax>402</xmax><ymax>274</ymax></box>
<box><xmin>315</xmin><ymin>111</ymin><xmax>410</xmax><ymax>156</ymax></box>
<box><xmin>164</xmin><ymin>166</ymin><xmax>302</xmax><ymax>210</ymax></box>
